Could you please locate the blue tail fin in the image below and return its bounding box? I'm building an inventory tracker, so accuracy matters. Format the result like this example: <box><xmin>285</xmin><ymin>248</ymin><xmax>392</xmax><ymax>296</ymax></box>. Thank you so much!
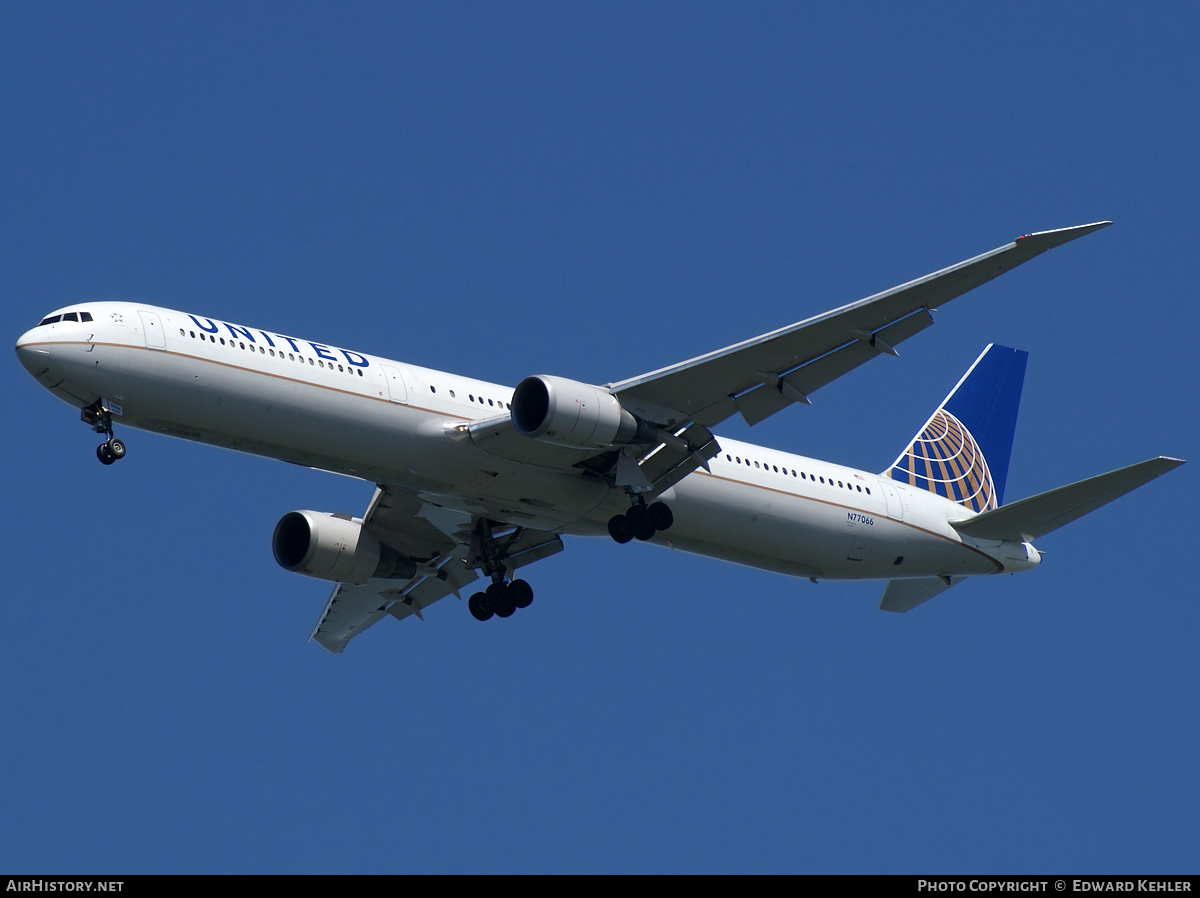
<box><xmin>887</xmin><ymin>344</ymin><xmax>1028</xmax><ymax>511</ymax></box>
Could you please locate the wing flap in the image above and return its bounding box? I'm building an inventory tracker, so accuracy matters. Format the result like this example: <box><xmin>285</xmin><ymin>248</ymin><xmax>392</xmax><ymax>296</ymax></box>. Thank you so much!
<box><xmin>732</xmin><ymin>309</ymin><xmax>937</xmax><ymax>426</ymax></box>
<box><xmin>310</xmin><ymin>581</ymin><xmax>395</xmax><ymax>653</ymax></box>
<box><xmin>952</xmin><ymin>456</ymin><xmax>1184</xmax><ymax>542</ymax></box>
<box><xmin>633</xmin><ymin>422</ymin><xmax>722</xmax><ymax>496</ymax></box>
<box><xmin>385</xmin><ymin>557</ymin><xmax>480</xmax><ymax>623</ymax></box>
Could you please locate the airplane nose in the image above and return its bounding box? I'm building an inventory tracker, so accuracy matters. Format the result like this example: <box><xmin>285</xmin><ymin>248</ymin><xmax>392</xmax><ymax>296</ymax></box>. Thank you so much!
<box><xmin>15</xmin><ymin>328</ymin><xmax>51</xmax><ymax>375</ymax></box>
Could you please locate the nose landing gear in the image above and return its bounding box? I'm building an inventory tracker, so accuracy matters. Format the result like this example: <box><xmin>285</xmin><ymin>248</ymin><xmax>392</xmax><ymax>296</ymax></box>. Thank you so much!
<box><xmin>82</xmin><ymin>400</ymin><xmax>127</xmax><ymax>465</ymax></box>
<box><xmin>608</xmin><ymin>500</ymin><xmax>673</xmax><ymax>544</ymax></box>
<box><xmin>96</xmin><ymin>438</ymin><xmax>126</xmax><ymax>465</ymax></box>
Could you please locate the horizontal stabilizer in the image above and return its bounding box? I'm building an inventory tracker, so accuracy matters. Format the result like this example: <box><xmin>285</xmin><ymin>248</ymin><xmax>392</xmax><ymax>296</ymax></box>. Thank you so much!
<box><xmin>880</xmin><ymin>576</ymin><xmax>963</xmax><ymax>613</ymax></box>
<box><xmin>951</xmin><ymin>456</ymin><xmax>1185</xmax><ymax>542</ymax></box>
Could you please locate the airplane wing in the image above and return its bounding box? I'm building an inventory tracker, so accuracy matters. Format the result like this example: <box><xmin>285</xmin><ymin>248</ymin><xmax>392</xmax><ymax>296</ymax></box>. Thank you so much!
<box><xmin>308</xmin><ymin>484</ymin><xmax>563</xmax><ymax>653</ymax></box>
<box><xmin>611</xmin><ymin>223</ymin><xmax>1111</xmax><ymax>428</ymax></box>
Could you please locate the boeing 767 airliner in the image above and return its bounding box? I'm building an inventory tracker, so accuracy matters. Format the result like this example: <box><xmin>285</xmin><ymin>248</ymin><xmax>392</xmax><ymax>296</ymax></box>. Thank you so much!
<box><xmin>15</xmin><ymin>222</ymin><xmax>1183</xmax><ymax>652</ymax></box>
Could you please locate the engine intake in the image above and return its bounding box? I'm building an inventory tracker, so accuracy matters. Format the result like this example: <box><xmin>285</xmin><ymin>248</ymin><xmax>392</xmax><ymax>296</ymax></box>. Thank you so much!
<box><xmin>511</xmin><ymin>375</ymin><xmax>638</xmax><ymax>449</ymax></box>
<box><xmin>272</xmin><ymin>510</ymin><xmax>416</xmax><ymax>584</ymax></box>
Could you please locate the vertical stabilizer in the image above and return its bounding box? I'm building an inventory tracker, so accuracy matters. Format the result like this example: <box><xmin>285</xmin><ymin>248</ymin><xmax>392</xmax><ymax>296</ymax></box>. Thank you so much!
<box><xmin>887</xmin><ymin>344</ymin><xmax>1027</xmax><ymax>511</ymax></box>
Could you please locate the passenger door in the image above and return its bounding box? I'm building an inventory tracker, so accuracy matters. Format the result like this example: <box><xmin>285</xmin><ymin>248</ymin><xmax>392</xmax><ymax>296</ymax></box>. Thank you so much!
<box><xmin>381</xmin><ymin>365</ymin><xmax>408</xmax><ymax>404</ymax></box>
<box><xmin>138</xmin><ymin>310</ymin><xmax>166</xmax><ymax>350</ymax></box>
<box><xmin>879</xmin><ymin>480</ymin><xmax>904</xmax><ymax>521</ymax></box>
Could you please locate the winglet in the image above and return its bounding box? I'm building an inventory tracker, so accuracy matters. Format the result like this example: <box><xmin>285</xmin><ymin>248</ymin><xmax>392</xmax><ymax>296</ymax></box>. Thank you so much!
<box><xmin>1014</xmin><ymin>221</ymin><xmax>1112</xmax><ymax>252</ymax></box>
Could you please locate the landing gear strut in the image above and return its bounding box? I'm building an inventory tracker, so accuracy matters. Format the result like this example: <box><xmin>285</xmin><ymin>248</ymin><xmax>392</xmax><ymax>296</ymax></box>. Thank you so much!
<box><xmin>82</xmin><ymin>400</ymin><xmax>127</xmax><ymax>466</ymax></box>
<box><xmin>466</xmin><ymin>520</ymin><xmax>536</xmax><ymax>622</ymax></box>
<box><xmin>608</xmin><ymin>499</ymin><xmax>673</xmax><ymax>544</ymax></box>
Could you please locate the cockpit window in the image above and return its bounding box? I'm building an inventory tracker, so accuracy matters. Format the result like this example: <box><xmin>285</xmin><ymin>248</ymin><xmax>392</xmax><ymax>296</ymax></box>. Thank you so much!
<box><xmin>62</xmin><ymin>312</ymin><xmax>78</xmax><ymax>322</ymax></box>
<box><xmin>80</xmin><ymin>312</ymin><xmax>93</xmax><ymax>322</ymax></box>
<box><xmin>38</xmin><ymin>315</ymin><xmax>62</xmax><ymax>326</ymax></box>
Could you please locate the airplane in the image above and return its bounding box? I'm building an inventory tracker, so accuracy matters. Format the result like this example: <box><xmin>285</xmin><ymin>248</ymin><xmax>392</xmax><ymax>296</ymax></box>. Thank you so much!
<box><xmin>14</xmin><ymin>221</ymin><xmax>1183</xmax><ymax>653</ymax></box>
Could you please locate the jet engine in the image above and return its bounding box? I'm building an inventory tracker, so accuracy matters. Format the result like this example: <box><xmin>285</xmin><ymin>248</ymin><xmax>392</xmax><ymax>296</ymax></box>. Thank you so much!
<box><xmin>511</xmin><ymin>375</ymin><xmax>640</xmax><ymax>449</ymax></box>
<box><xmin>272</xmin><ymin>510</ymin><xmax>416</xmax><ymax>584</ymax></box>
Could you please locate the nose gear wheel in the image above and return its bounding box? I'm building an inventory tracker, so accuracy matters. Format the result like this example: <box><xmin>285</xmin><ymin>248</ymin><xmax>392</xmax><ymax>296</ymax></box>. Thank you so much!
<box><xmin>83</xmin><ymin>400</ymin><xmax>127</xmax><ymax>465</ymax></box>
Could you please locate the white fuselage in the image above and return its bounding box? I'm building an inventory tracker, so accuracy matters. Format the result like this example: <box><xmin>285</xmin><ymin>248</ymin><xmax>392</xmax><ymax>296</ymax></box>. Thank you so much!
<box><xmin>16</xmin><ymin>302</ymin><xmax>1039</xmax><ymax>582</ymax></box>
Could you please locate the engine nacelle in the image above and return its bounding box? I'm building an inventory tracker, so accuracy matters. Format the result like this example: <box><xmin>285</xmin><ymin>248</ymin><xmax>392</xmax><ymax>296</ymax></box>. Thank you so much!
<box><xmin>511</xmin><ymin>375</ymin><xmax>639</xmax><ymax>449</ymax></box>
<box><xmin>272</xmin><ymin>510</ymin><xmax>416</xmax><ymax>584</ymax></box>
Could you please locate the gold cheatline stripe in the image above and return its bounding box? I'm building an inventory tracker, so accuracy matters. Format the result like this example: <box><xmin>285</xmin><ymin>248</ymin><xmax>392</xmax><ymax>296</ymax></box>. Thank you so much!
<box><xmin>695</xmin><ymin>469</ymin><xmax>1004</xmax><ymax>573</ymax></box>
<box><xmin>36</xmin><ymin>340</ymin><xmax>452</xmax><ymax>417</ymax></box>
<box><xmin>38</xmin><ymin>340</ymin><xmax>1005</xmax><ymax>573</ymax></box>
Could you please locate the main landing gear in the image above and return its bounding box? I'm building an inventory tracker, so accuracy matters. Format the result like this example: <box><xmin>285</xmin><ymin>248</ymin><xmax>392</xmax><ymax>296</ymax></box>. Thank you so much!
<box><xmin>608</xmin><ymin>500</ymin><xmax>673</xmax><ymax>544</ymax></box>
<box><xmin>82</xmin><ymin>400</ymin><xmax>127</xmax><ymax>466</ymax></box>
<box><xmin>467</xmin><ymin>519</ymin><xmax>536</xmax><ymax>622</ymax></box>
<box><xmin>468</xmin><ymin>578</ymin><xmax>534</xmax><ymax>622</ymax></box>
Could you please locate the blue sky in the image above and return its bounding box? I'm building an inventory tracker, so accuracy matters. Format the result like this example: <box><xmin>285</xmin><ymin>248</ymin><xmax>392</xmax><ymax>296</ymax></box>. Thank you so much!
<box><xmin>2</xmin><ymin>3</ymin><xmax>1197</xmax><ymax>873</ymax></box>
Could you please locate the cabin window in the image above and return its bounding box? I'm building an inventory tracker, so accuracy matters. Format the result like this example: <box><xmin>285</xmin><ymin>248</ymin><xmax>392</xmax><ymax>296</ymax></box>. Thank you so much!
<box><xmin>449</xmin><ymin>390</ymin><xmax>455</xmax><ymax>398</ymax></box>
<box><xmin>288</xmin><ymin>353</ymin><xmax>294</xmax><ymax>360</ymax></box>
<box><xmin>259</xmin><ymin>346</ymin><xmax>265</xmax><ymax>354</ymax></box>
<box><xmin>240</xmin><ymin>342</ymin><xmax>246</xmax><ymax>350</ymax></box>
<box><xmin>488</xmin><ymin>399</ymin><xmax>494</xmax><ymax>406</ymax></box>
<box><xmin>62</xmin><ymin>313</ymin><xmax>78</xmax><ymax>322</ymax></box>
<box><xmin>819</xmin><ymin>476</ymin><xmax>824</xmax><ymax>484</ymax></box>
<box><xmin>754</xmin><ymin>461</ymin><xmax>760</xmax><ymax>468</ymax></box>
<box><xmin>190</xmin><ymin>331</ymin><xmax>196</xmax><ymax>338</ymax></box>
<box><xmin>339</xmin><ymin>365</ymin><xmax>344</xmax><ymax>372</ymax></box>
<box><xmin>469</xmin><ymin>395</ymin><xmax>474</xmax><ymax>402</ymax></box>
<box><xmin>726</xmin><ymin>454</ymin><xmax>732</xmax><ymax>461</ymax></box>
<box><xmin>357</xmin><ymin>369</ymin><xmax>363</xmax><ymax>376</ymax></box>
<box><xmin>865</xmin><ymin>488</ymin><xmax>871</xmax><ymax>495</ymax></box>
<box><xmin>772</xmin><ymin>465</ymin><xmax>778</xmax><ymax>473</ymax></box>
<box><xmin>309</xmin><ymin>358</ymin><xmax>314</xmax><ymax>365</ymax></box>
<box><xmin>269</xmin><ymin>349</ymin><xmax>274</xmax><ymax>356</ymax></box>
<box><xmin>179</xmin><ymin>328</ymin><xmax>185</xmax><ymax>336</ymax></box>
<box><xmin>80</xmin><ymin>312</ymin><xmax>93</xmax><ymax>322</ymax></box>
<box><xmin>220</xmin><ymin>338</ymin><xmax>225</xmax><ymax>345</ymax></box>
<box><xmin>857</xmin><ymin>485</ymin><xmax>862</xmax><ymax>492</ymax></box>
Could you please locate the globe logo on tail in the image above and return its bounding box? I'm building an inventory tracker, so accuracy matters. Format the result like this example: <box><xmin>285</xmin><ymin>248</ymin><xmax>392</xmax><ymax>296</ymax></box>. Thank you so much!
<box><xmin>888</xmin><ymin>408</ymin><xmax>997</xmax><ymax>512</ymax></box>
